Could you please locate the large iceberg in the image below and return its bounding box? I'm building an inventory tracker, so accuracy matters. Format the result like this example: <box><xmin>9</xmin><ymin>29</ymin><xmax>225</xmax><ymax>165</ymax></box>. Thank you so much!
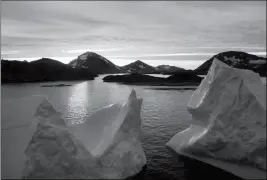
<box><xmin>166</xmin><ymin>59</ymin><xmax>266</xmax><ymax>179</ymax></box>
<box><xmin>2</xmin><ymin>90</ymin><xmax>146</xmax><ymax>179</ymax></box>
<box><xmin>68</xmin><ymin>89</ymin><xmax>147</xmax><ymax>179</ymax></box>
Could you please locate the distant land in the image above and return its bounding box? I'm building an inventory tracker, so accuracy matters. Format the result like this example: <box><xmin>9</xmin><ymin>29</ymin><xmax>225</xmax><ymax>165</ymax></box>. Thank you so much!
<box><xmin>103</xmin><ymin>72</ymin><xmax>203</xmax><ymax>86</ymax></box>
<box><xmin>1</xmin><ymin>58</ymin><xmax>97</xmax><ymax>84</ymax></box>
<box><xmin>195</xmin><ymin>51</ymin><xmax>267</xmax><ymax>77</ymax></box>
<box><xmin>1</xmin><ymin>51</ymin><xmax>266</xmax><ymax>84</ymax></box>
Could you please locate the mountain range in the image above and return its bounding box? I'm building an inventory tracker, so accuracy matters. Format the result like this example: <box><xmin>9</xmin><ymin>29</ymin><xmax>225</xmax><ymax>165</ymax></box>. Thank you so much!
<box><xmin>2</xmin><ymin>51</ymin><xmax>266</xmax><ymax>83</ymax></box>
<box><xmin>69</xmin><ymin>51</ymin><xmax>266</xmax><ymax>76</ymax></box>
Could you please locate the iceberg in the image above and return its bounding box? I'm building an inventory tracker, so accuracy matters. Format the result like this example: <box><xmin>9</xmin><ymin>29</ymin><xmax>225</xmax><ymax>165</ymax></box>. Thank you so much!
<box><xmin>2</xmin><ymin>89</ymin><xmax>146</xmax><ymax>179</ymax></box>
<box><xmin>22</xmin><ymin>98</ymin><xmax>97</xmax><ymax>179</ymax></box>
<box><xmin>69</xmin><ymin>89</ymin><xmax>147</xmax><ymax>179</ymax></box>
<box><xmin>166</xmin><ymin>59</ymin><xmax>266</xmax><ymax>179</ymax></box>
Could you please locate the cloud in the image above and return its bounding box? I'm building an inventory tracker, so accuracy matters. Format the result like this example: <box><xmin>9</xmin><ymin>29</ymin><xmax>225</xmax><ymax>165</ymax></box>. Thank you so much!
<box><xmin>106</xmin><ymin>52</ymin><xmax>267</xmax><ymax>59</ymax></box>
<box><xmin>1</xmin><ymin>1</ymin><xmax>266</xmax><ymax>69</ymax></box>
<box><xmin>62</xmin><ymin>48</ymin><xmax>125</xmax><ymax>54</ymax></box>
<box><xmin>1</xmin><ymin>50</ymin><xmax>20</xmax><ymax>55</ymax></box>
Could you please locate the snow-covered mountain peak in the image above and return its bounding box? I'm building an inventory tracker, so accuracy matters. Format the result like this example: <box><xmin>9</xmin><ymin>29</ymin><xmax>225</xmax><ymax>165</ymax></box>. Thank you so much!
<box><xmin>69</xmin><ymin>52</ymin><xmax>122</xmax><ymax>74</ymax></box>
<box><xmin>132</xmin><ymin>60</ymin><xmax>147</xmax><ymax>66</ymax></box>
<box><xmin>121</xmin><ymin>60</ymin><xmax>156</xmax><ymax>73</ymax></box>
<box><xmin>78</xmin><ymin>53</ymin><xmax>89</xmax><ymax>61</ymax></box>
<box><xmin>78</xmin><ymin>51</ymin><xmax>106</xmax><ymax>61</ymax></box>
<box><xmin>135</xmin><ymin>60</ymin><xmax>143</xmax><ymax>64</ymax></box>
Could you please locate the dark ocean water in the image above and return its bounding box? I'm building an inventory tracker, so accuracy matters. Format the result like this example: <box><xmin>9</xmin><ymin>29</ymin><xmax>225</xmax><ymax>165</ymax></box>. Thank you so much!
<box><xmin>1</xmin><ymin>75</ymin><xmax>244</xmax><ymax>180</ymax></box>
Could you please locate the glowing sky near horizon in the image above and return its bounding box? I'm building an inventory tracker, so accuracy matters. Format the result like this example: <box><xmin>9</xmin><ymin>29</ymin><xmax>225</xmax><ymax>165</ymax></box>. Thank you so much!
<box><xmin>1</xmin><ymin>1</ymin><xmax>266</xmax><ymax>69</ymax></box>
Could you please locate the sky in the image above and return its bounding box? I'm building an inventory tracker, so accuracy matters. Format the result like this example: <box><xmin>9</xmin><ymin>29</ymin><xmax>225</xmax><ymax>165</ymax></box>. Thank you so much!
<box><xmin>1</xmin><ymin>1</ymin><xmax>266</xmax><ymax>69</ymax></box>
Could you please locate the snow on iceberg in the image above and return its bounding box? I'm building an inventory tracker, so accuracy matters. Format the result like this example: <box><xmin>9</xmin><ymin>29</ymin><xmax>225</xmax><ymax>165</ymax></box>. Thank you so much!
<box><xmin>166</xmin><ymin>58</ymin><xmax>266</xmax><ymax>179</ymax></box>
<box><xmin>9</xmin><ymin>89</ymin><xmax>146</xmax><ymax>179</ymax></box>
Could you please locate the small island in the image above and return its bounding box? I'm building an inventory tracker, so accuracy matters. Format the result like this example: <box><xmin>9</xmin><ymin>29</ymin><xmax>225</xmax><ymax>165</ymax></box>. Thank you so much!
<box><xmin>41</xmin><ymin>84</ymin><xmax>72</xmax><ymax>87</ymax></box>
<box><xmin>103</xmin><ymin>71</ymin><xmax>203</xmax><ymax>86</ymax></box>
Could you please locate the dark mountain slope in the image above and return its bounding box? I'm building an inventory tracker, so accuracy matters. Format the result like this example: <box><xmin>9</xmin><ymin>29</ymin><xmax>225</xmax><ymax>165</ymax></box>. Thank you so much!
<box><xmin>1</xmin><ymin>58</ymin><xmax>97</xmax><ymax>84</ymax></box>
<box><xmin>194</xmin><ymin>51</ymin><xmax>267</xmax><ymax>76</ymax></box>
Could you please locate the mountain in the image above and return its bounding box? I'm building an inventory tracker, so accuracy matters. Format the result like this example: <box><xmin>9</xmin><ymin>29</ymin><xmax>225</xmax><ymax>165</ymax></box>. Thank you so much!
<box><xmin>69</xmin><ymin>52</ymin><xmax>185</xmax><ymax>75</ymax></box>
<box><xmin>121</xmin><ymin>60</ymin><xmax>186</xmax><ymax>74</ymax></box>
<box><xmin>155</xmin><ymin>65</ymin><xmax>185</xmax><ymax>74</ymax></box>
<box><xmin>69</xmin><ymin>52</ymin><xmax>122</xmax><ymax>74</ymax></box>
<box><xmin>194</xmin><ymin>51</ymin><xmax>267</xmax><ymax>76</ymax></box>
<box><xmin>121</xmin><ymin>60</ymin><xmax>157</xmax><ymax>74</ymax></box>
<box><xmin>1</xmin><ymin>58</ymin><xmax>97</xmax><ymax>84</ymax></box>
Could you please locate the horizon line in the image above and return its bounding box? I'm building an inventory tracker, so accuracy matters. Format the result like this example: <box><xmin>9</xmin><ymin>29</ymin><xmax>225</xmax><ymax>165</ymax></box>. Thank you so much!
<box><xmin>2</xmin><ymin>51</ymin><xmax>266</xmax><ymax>61</ymax></box>
<box><xmin>2</xmin><ymin>50</ymin><xmax>267</xmax><ymax>70</ymax></box>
